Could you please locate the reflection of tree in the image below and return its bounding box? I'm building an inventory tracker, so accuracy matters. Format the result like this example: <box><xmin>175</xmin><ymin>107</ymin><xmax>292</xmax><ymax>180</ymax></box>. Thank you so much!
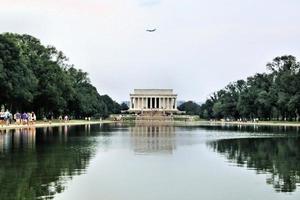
<box><xmin>200</xmin><ymin>124</ymin><xmax>300</xmax><ymax>135</ymax></box>
<box><xmin>209</xmin><ymin>138</ymin><xmax>300</xmax><ymax>192</ymax></box>
<box><xmin>0</xmin><ymin>125</ymin><xmax>103</xmax><ymax>200</ymax></box>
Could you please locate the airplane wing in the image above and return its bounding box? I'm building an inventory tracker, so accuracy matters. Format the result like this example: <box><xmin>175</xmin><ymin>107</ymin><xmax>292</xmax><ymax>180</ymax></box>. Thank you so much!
<box><xmin>146</xmin><ymin>29</ymin><xmax>156</xmax><ymax>32</ymax></box>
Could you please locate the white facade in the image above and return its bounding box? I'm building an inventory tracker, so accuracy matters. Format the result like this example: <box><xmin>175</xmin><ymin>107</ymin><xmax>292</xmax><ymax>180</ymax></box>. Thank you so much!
<box><xmin>129</xmin><ymin>89</ymin><xmax>178</xmax><ymax>113</ymax></box>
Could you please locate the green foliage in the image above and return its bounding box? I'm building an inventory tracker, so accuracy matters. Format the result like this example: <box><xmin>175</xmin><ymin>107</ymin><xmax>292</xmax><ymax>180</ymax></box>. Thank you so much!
<box><xmin>120</xmin><ymin>102</ymin><xmax>129</xmax><ymax>110</ymax></box>
<box><xmin>178</xmin><ymin>101</ymin><xmax>201</xmax><ymax>115</ymax></box>
<box><xmin>200</xmin><ymin>55</ymin><xmax>300</xmax><ymax>121</ymax></box>
<box><xmin>0</xmin><ymin>33</ymin><xmax>120</xmax><ymax>118</ymax></box>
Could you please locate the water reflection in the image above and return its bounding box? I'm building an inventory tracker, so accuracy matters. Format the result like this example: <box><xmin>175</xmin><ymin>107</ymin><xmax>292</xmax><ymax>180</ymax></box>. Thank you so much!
<box><xmin>1</xmin><ymin>123</ymin><xmax>300</xmax><ymax>200</ymax></box>
<box><xmin>130</xmin><ymin>124</ymin><xmax>176</xmax><ymax>154</ymax></box>
<box><xmin>208</xmin><ymin>137</ymin><xmax>300</xmax><ymax>192</ymax></box>
<box><xmin>0</xmin><ymin>128</ymin><xmax>36</xmax><ymax>153</ymax></box>
<box><xmin>0</xmin><ymin>126</ymin><xmax>99</xmax><ymax>200</ymax></box>
<box><xmin>199</xmin><ymin>124</ymin><xmax>300</xmax><ymax>135</ymax></box>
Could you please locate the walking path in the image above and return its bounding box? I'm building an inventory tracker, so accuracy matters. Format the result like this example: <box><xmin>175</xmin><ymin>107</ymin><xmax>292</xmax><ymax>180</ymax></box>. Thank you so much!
<box><xmin>0</xmin><ymin>120</ymin><xmax>114</xmax><ymax>130</ymax></box>
<box><xmin>2</xmin><ymin>119</ymin><xmax>300</xmax><ymax>131</ymax></box>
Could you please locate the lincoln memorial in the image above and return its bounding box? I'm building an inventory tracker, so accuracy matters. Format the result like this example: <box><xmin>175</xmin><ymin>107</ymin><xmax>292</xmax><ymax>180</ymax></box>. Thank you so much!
<box><xmin>129</xmin><ymin>89</ymin><xmax>179</xmax><ymax>114</ymax></box>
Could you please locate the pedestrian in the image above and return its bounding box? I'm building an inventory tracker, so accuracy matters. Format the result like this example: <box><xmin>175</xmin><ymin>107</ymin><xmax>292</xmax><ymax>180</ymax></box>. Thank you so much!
<box><xmin>64</xmin><ymin>115</ymin><xmax>69</xmax><ymax>122</ymax></box>
<box><xmin>48</xmin><ymin>112</ymin><xmax>53</xmax><ymax>124</ymax></box>
<box><xmin>28</xmin><ymin>112</ymin><xmax>32</xmax><ymax>125</ymax></box>
<box><xmin>31</xmin><ymin>112</ymin><xmax>36</xmax><ymax>125</ymax></box>
<box><xmin>4</xmin><ymin>109</ymin><xmax>11</xmax><ymax>126</ymax></box>
<box><xmin>15</xmin><ymin>112</ymin><xmax>21</xmax><ymax>125</ymax></box>
<box><xmin>22</xmin><ymin>112</ymin><xmax>28</xmax><ymax>125</ymax></box>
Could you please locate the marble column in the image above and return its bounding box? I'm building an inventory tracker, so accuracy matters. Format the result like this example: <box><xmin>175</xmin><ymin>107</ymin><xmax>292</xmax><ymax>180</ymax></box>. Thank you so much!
<box><xmin>133</xmin><ymin>98</ymin><xmax>135</xmax><ymax>109</ymax></box>
<box><xmin>139</xmin><ymin>98</ymin><xmax>141</xmax><ymax>109</ymax></box>
<box><xmin>146</xmin><ymin>97</ymin><xmax>148</xmax><ymax>109</ymax></box>
<box><xmin>159</xmin><ymin>98</ymin><xmax>162</xmax><ymax>109</ymax></box>
<box><xmin>140</xmin><ymin>97</ymin><xmax>142</xmax><ymax>109</ymax></box>
<box><xmin>132</xmin><ymin>98</ymin><xmax>134</xmax><ymax>109</ymax></box>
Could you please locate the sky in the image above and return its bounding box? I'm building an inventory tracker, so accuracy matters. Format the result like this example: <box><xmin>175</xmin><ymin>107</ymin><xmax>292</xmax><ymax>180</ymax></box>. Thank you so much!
<box><xmin>1</xmin><ymin>0</ymin><xmax>300</xmax><ymax>102</ymax></box>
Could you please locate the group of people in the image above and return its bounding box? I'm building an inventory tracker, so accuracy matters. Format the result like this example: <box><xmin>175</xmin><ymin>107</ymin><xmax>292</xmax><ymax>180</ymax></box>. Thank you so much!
<box><xmin>0</xmin><ymin>110</ymin><xmax>12</xmax><ymax>125</ymax></box>
<box><xmin>0</xmin><ymin>109</ymin><xmax>37</xmax><ymax>126</ymax></box>
<box><xmin>58</xmin><ymin>115</ymin><xmax>70</xmax><ymax>122</ymax></box>
<box><xmin>14</xmin><ymin>112</ymin><xmax>37</xmax><ymax>125</ymax></box>
<box><xmin>0</xmin><ymin>105</ymin><xmax>77</xmax><ymax>127</ymax></box>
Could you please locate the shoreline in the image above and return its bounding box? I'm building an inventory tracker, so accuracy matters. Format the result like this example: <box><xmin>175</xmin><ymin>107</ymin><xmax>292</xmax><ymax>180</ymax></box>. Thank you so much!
<box><xmin>2</xmin><ymin>119</ymin><xmax>300</xmax><ymax>131</ymax></box>
<box><xmin>177</xmin><ymin>120</ymin><xmax>300</xmax><ymax>127</ymax></box>
<box><xmin>0</xmin><ymin>120</ymin><xmax>114</xmax><ymax>131</ymax></box>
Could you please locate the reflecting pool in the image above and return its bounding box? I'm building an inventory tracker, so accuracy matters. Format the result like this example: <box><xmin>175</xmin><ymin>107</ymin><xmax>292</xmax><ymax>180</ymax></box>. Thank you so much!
<box><xmin>0</xmin><ymin>123</ymin><xmax>300</xmax><ymax>200</ymax></box>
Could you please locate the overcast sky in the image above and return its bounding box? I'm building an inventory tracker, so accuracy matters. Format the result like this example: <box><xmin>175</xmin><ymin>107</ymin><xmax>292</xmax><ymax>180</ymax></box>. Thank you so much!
<box><xmin>1</xmin><ymin>0</ymin><xmax>300</xmax><ymax>102</ymax></box>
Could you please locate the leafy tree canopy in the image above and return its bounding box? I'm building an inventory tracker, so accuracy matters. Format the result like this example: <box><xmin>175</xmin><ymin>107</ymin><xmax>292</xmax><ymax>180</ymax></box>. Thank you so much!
<box><xmin>0</xmin><ymin>33</ymin><xmax>120</xmax><ymax>118</ymax></box>
<box><xmin>199</xmin><ymin>55</ymin><xmax>300</xmax><ymax>121</ymax></box>
<box><xmin>178</xmin><ymin>101</ymin><xmax>201</xmax><ymax>115</ymax></box>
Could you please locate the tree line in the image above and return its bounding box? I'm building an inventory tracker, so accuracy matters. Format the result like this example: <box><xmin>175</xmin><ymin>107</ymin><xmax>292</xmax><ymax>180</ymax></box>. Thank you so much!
<box><xmin>198</xmin><ymin>55</ymin><xmax>300</xmax><ymax>121</ymax></box>
<box><xmin>0</xmin><ymin>33</ymin><xmax>121</xmax><ymax>119</ymax></box>
<box><xmin>177</xmin><ymin>101</ymin><xmax>201</xmax><ymax>115</ymax></box>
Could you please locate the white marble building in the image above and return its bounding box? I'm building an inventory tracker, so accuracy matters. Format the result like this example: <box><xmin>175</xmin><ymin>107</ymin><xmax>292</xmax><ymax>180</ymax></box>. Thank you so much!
<box><xmin>129</xmin><ymin>89</ymin><xmax>178</xmax><ymax>113</ymax></box>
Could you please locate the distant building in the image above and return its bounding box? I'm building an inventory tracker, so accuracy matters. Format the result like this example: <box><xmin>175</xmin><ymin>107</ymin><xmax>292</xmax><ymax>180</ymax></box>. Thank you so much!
<box><xmin>128</xmin><ymin>89</ymin><xmax>179</xmax><ymax>114</ymax></box>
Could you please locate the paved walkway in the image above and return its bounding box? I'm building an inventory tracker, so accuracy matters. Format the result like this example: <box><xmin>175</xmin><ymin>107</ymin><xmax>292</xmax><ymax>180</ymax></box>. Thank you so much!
<box><xmin>0</xmin><ymin>120</ymin><xmax>113</xmax><ymax>130</ymax></box>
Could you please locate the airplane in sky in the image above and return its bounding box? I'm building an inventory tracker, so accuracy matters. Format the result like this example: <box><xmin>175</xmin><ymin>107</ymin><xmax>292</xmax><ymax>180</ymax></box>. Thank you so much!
<box><xmin>146</xmin><ymin>28</ymin><xmax>156</xmax><ymax>32</ymax></box>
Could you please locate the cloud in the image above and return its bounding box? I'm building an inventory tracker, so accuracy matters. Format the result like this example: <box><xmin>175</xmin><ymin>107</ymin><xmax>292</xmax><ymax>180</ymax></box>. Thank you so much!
<box><xmin>139</xmin><ymin>0</ymin><xmax>161</xmax><ymax>7</ymax></box>
<box><xmin>1</xmin><ymin>0</ymin><xmax>300</xmax><ymax>102</ymax></box>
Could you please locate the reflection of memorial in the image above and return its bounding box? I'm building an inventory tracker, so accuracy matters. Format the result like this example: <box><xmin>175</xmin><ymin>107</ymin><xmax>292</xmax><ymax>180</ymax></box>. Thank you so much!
<box><xmin>208</xmin><ymin>138</ymin><xmax>300</xmax><ymax>192</ymax></box>
<box><xmin>130</xmin><ymin>124</ymin><xmax>176</xmax><ymax>154</ymax></box>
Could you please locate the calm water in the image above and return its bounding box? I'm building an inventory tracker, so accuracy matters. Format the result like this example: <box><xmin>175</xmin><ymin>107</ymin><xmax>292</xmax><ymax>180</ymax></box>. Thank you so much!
<box><xmin>0</xmin><ymin>123</ymin><xmax>300</xmax><ymax>200</ymax></box>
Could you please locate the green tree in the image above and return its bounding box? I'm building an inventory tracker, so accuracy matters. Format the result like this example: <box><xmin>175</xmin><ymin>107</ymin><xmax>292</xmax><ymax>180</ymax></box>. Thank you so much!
<box><xmin>178</xmin><ymin>101</ymin><xmax>201</xmax><ymax>115</ymax></box>
<box><xmin>200</xmin><ymin>55</ymin><xmax>300</xmax><ymax>121</ymax></box>
<box><xmin>120</xmin><ymin>102</ymin><xmax>129</xmax><ymax>111</ymax></box>
<box><xmin>0</xmin><ymin>34</ymin><xmax>38</xmax><ymax>111</ymax></box>
<box><xmin>0</xmin><ymin>33</ymin><xmax>120</xmax><ymax>118</ymax></box>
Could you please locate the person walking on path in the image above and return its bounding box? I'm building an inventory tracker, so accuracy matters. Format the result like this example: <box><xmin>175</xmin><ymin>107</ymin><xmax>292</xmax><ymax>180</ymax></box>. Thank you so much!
<box><xmin>14</xmin><ymin>112</ymin><xmax>21</xmax><ymax>125</ymax></box>
<box><xmin>21</xmin><ymin>112</ymin><xmax>28</xmax><ymax>125</ymax></box>
<box><xmin>4</xmin><ymin>110</ymin><xmax>12</xmax><ymax>126</ymax></box>
<box><xmin>48</xmin><ymin>112</ymin><xmax>53</xmax><ymax>124</ymax></box>
<box><xmin>0</xmin><ymin>110</ymin><xmax>5</xmax><ymax>126</ymax></box>
<box><xmin>31</xmin><ymin>112</ymin><xmax>36</xmax><ymax>125</ymax></box>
